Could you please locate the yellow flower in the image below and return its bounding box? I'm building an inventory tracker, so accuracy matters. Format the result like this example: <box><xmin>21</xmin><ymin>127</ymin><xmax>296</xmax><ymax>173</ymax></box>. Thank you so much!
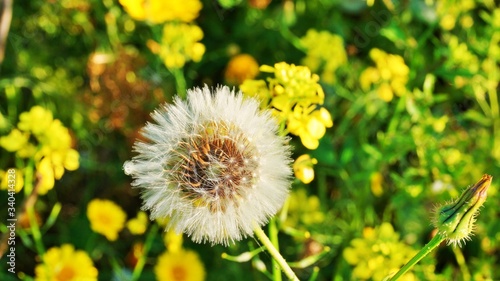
<box><xmin>87</xmin><ymin>199</ymin><xmax>127</xmax><ymax>241</ymax></box>
<box><xmin>285</xmin><ymin>188</ymin><xmax>324</xmax><ymax>228</ymax></box>
<box><xmin>370</xmin><ymin>172</ymin><xmax>384</xmax><ymax>197</ymax></box>
<box><xmin>17</xmin><ymin>106</ymin><xmax>54</xmax><ymax>136</ymax></box>
<box><xmin>300</xmin><ymin>29</ymin><xmax>347</xmax><ymax>84</ymax></box>
<box><xmin>163</xmin><ymin>229</ymin><xmax>184</xmax><ymax>253</ymax></box>
<box><xmin>35</xmin><ymin>244</ymin><xmax>98</xmax><ymax>281</ymax></box>
<box><xmin>3</xmin><ymin>106</ymin><xmax>80</xmax><ymax>194</ymax></box>
<box><xmin>436</xmin><ymin>0</ymin><xmax>475</xmax><ymax>31</ymax></box>
<box><xmin>151</xmin><ymin>23</ymin><xmax>205</xmax><ymax>69</ymax></box>
<box><xmin>35</xmin><ymin>119</ymin><xmax>80</xmax><ymax>178</ymax></box>
<box><xmin>118</xmin><ymin>0</ymin><xmax>146</xmax><ymax>20</ymax></box>
<box><xmin>126</xmin><ymin>211</ymin><xmax>149</xmax><ymax>235</ymax></box>
<box><xmin>240</xmin><ymin>62</ymin><xmax>332</xmax><ymax>150</ymax></box>
<box><xmin>120</xmin><ymin>0</ymin><xmax>202</xmax><ymax>23</ymax></box>
<box><xmin>293</xmin><ymin>154</ymin><xmax>317</xmax><ymax>184</ymax></box>
<box><xmin>288</xmin><ymin>106</ymin><xmax>333</xmax><ymax>149</ymax></box>
<box><xmin>155</xmin><ymin>249</ymin><xmax>205</xmax><ymax>281</ymax></box>
<box><xmin>36</xmin><ymin>157</ymin><xmax>56</xmax><ymax>195</ymax></box>
<box><xmin>0</xmin><ymin>169</ymin><xmax>24</xmax><ymax>193</ymax></box>
<box><xmin>224</xmin><ymin>54</ymin><xmax>259</xmax><ymax>85</ymax></box>
<box><xmin>0</xmin><ymin>129</ymin><xmax>29</xmax><ymax>152</ymax></box>
<box><xmin>446</xmin><ymin>35</ymin><xmax>479</xmax><ymax>73</ymax></box>
<box><xmin>360</xmin><ymin>48</ymin><xmax>409</xmax><ymax>102</ymax></box>
<box><xmin>343</xmin><ymin>223</ymin><xmax>417</xmax><ymax>281</ymax></box>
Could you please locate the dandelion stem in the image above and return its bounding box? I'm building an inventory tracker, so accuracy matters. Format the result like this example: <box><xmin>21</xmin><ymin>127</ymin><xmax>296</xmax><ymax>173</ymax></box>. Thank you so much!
<box><xmin>253</xmin><ymin>221</ymin><xmax>299</xmax><ymax>281</ymax></box>
<box><xmin>269</xmin><ymin>218</ymin><xmax>282</xmax><ymax>281</ymax></box>
<box><xmin>388</xmin><ymin>232</ymin><xmax>445</xmax><ymax>281</ymax></box>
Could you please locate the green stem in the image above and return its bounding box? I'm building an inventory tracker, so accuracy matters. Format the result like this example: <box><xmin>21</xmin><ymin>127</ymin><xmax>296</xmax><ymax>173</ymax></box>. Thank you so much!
<box><xmin>253</xmin><ymin>221</ymin><xmax>299</xmax><ymax>281</ymax></box>
<box><xmin>23</xmin><ymin>161</ymin><xmax>45</xmax><ymax>256</ymax></box>
<box><xmin>171</xmin><ymin>68</ymin><xmax>187</xmax><ymax>99</ymax></box>
<box><xmin>389</xmin><ymin>232</ymin><xmax>445</xmax><ymax>281</ymax></box>
<box><xmin>269</xmin><ymin>218</ymin><xmax>282</xmax><ymax>281</ymax></box>
<box><xmin>452</xmin><ymin>246</ymin><xmax>471</xmax><ymax>281</ymax></box>
<box><xmin>279</xmin><ymin>26</ymin><xmax>304</xmax><ymax>52</ymax></box>
<box><xmin>27</xmin><ymin>206</ymin><xmax>45</xmax><ymax>256</ymax></box>
<box><xmin>131</xmin><ymin>223</ymin><xmax>159</xmax><ymax>281</ymax></box>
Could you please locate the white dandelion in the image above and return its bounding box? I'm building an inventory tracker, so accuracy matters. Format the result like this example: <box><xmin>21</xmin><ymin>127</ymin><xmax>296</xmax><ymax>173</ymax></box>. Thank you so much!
<box><xmin>124</xmin><ymin>85</ymin><xmax>292</xmax><ymax>246</ymax></box>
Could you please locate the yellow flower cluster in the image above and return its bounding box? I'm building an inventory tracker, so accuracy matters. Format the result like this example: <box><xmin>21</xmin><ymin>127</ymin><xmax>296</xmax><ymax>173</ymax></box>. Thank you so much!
<box><xmin>87</xmin><ymin>199</ymin><xmax>127</xmax><ymax>241</ymax></box>
<box><xmin>224</xmin><ymin>54</ymin><xmax>260</xmax><ymax>85</ymax></box>
<box><xmin>300</xmin><ymin>29</ymin><xmax>347</xmax><ymax>84</ymax></box>
<box><xmin>163</xmin><ymin>229</ymin><xmax>184</xmax><ymax>253</ymax></box>
<box><xmin>119</xmin><ymin>0</ymin><xmax>205</xmax><ymax>70</ymax></box>
<box><xmin>35</xmin><ymin>244</ymin><xmax>98</xmax><ymax>281</ymax></box>
<box><xmin>436</xmin><ymin>0</ymin><xmax>475</xmax><ymax>30</ymax></box>
<box><xmin>360</xmin><ymin>48</ymin><xmax>409</xmax><ymax>102</ymax></box>
<box><xmin>155</xmin><ymin>228</ymin><xmax>205</xmax><ymax>281</ymax></box>
<box><xmin>126</xmin><ymin>211</ymin><xmax>149</xmax><ymax>235</ymax></box>
<box><xmin>343</xmin><ymin>223</ymin><xmax>416</xmax><ymax>281</ymax></box>
<box><xmin>0</xmin><ymin>169</ymin><xmax>24</xmax><ymax>192</ymax></box>
<box><xmin>0</xmin><ymin>106</ymin><xmax>80</xmax><ymax>194</ymax></box>
<box><xmin>446</xmin><ymin>35</ymin><xmax>479</xmax><ymax>74</ymax></box>
<box><xmin>240</xmin><ymin>62</ymin><xmax>333</xmax><ymax>149</ymax></box>
<box><xmin>119</xmin><ymin>0</ymin><xmax>202</xmax><ymax>24</ymax></box>
<box><xmin>155</xmin><ymin>249</ymin><xmax>206</xmax><ymax>281</ymax></box>
<box><xmin>293</xmin><ymin>154</ymin><xmax>317</xmax><ymax>184</ymax></box>
<box><xmin>285</xmin><ymin>188</ymin><xmax>324</xmax><ymax>228</ymax></box>
<box><xmin>148</xmin><ymin>23</ymin><xmax>205</xmax><ymax>69</ymax></box>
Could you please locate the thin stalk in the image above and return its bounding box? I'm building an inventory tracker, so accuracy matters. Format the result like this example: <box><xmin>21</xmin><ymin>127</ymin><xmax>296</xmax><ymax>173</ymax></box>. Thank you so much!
<box><xmin>171</xmin><ymin>68</ymin><xmax>187</xmax><ymax>99</ymax></box>
<box><xmin>253</xmin><ymin>221</ymin><xmax>299</xmax><ymax>281</ymax></box>
<box><xmin>131</xmin><ymin>223</ymin><xmax>159</xmax><ymax>281</ymax></box>
<box><xmin>452</xmin><ymin>246</ymin><xmax>471</xmax><ymax>281</ymax></box>
<box><xmin>269</xmin><ymin>218</ymin><xmax>282</xmax><ymax>281</ymax></box>
<box><xmin>388</xmin><ymin>232</ymin><xmax>445</xmax><ymax>281</ymax></box>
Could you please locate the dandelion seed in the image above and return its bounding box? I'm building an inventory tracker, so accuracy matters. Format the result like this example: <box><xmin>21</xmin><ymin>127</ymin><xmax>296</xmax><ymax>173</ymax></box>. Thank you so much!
<box><xmin>124</xmin><ymin>85</ymin><xmax>292</xmax><ymax>246</ymax></box>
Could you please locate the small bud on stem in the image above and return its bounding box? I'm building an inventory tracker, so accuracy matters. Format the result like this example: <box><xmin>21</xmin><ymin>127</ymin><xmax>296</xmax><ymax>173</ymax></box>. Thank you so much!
<box><xmin>389</xmin><ymin>174</ymin><xmax>492</xmax><ymax>281</ymax></box>
<box><xmin>434</xmin><ymin>174</ymin><xmax>492</xmax><ymax>246</ymax></box>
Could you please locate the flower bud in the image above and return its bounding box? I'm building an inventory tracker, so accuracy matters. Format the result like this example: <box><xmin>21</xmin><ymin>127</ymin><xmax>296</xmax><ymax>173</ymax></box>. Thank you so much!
<box><xmin>434</xmin><ymin>174</ymin><xmax>492</xmax><ymax>246</ymax></box>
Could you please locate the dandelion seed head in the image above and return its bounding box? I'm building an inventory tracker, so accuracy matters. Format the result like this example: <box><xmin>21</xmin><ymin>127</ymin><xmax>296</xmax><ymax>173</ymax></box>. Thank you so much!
<box><xmin>124</xmin><ymin>85</ymin><xmax>292</xmax><ymax>245</ymax></box>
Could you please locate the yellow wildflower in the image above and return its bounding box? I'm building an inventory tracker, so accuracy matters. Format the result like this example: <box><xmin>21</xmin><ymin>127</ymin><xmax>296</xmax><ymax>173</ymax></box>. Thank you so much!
<box><xmin>155</xmin><ymin>249</ymin><xmax>206</xmax><ymax>281</ymax></box>
<box><xmin>150</xmin><ymin>23</ymin><xmax>205</xmax><ymax>69</ymax></box>
<box><xmin>300</xmin><ymin>29</ymin><xmax>347</xmax><ymax>84</ymax></box>
<box><xmin>360</xmin><ymin>48</ymin><xmax>409</xmax><ymax>102</ymax></box>
<box><xmin>240</xmin><ymin>62</ymin><xmax>333</xmax><ymax>149</ymax></box>
<box><xmin>35</xmin><ymin>244</ymin><xmax>98</xmax><ymax>281</ymax></box>
<box><xmin>293</xmin><ymin>154</ymin><xmax>318</xmax><ymax>184</ymax></box>
<box><xmin>285</xmin><ymin>188</ymin><xmax>324</xmax><ymax>228</ymax></box>
<box><xmin>436</xmin><ymin>0</ymin><xmax>475</xmax><ymax>31</ymax></box>
<box><xmin>120</xmin><ymin>0</ymin><xmax>202</xmax><ymax>24</ymax></box>
<box><xmin>343</xmin><ymin>223</ymin><xmax>417</xmax><ymax>281</ymax></box>
<box><xmin>288</xmin><ymin>106</ymin><xmax>333</xmax><ymax>149</ymax></box>
<box><xmin>87</xmin><ymin>199</ymin><xmax>127</xmax><ymax>241</ymax></box>
<box><xmin>163</xmin><ymin>229</ymin><xmax>184</xmax><ymax>253</ymax></box>
<box><xmin>446</xmin><ymin>35</ymin><xmax>479</xmax><ymax>73</ymax></box>
<box><xmin>17</xmin><ymin>106</ymin><xmax>54</xmax><ymax>136</ymax></box>
<box><xmin>370</xmin><ymin>172</ymin><xmax>384</xmax><ymax>197</ymax></box>
<box><xmin>0</xmin><ymin>129</ymin><xmax>29</xmax><ymax>152</ymax></box>
<box><xmin>126</xmin><ymin>211</ymin><xmax>149</xmax><ymax>235</ymax></box>
<box><xmin>0</xmin><ymin>169</ymin><xmax>24</xmax><ymax>193</ymax></box>
<box><xmin>119</xmin><ymin>0</ymin><xmax>146</xmax><ymax>20</ymax></box>
<box><xmin>36</xmin><ymin>157</ymin><xmax>56</xmax><ymax>195</ymax></box>
<box><xmin>35</xmin><ymin>120</ymin><xmax>80</xmax><ymax>181</ymax></box>
<box><xmin>224</xmin><ymin>54</ymin><xmax>259</xmax><ymax>85</ymax></box>
<box><xmin>0</xmin><ymin>106</ymin><xmax>80</xmax><ymax>194</ymax></box>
